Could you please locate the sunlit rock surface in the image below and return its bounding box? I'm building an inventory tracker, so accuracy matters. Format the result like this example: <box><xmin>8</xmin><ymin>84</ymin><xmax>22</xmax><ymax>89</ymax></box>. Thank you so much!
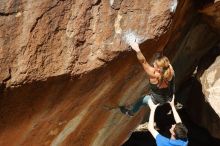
<box><xmin>0</xmin><ymin>0</ymin><xmax>179</xmax><ymax>145</ymax></box>
<box><xmin>179</xmin><ymin>46</ymin><xmax>220</xmax><ymax>140</ymax></box>
<box><xmin>199</xmin><ymin>56</ymin><xmax>220</xmax><ymax>139</ymax></box>
<box><xmin>201</xmin><ymin>56</ymin><xmax>220</xmax><ymax>117</ymax></box>
<box><xmin>0</xmin><ymin>0</ymin><xmax>219</xmax><ymax>145</ymax></box>
<box><xmin>0</xmin><ymin>0</ymin><xmax>175</xmax><ymax>86</ymax></box>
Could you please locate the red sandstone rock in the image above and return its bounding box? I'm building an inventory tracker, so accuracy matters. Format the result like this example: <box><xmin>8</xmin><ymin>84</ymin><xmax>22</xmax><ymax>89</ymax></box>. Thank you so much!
<box><xmin>0</xmin><ymin>0</ymin><xmax>178</xmax><ymax>145</ymax></box>
<box><xmin>0</xmin><ymin>0</ymin><xmax>219</xmax><ymax>146</ymax></box>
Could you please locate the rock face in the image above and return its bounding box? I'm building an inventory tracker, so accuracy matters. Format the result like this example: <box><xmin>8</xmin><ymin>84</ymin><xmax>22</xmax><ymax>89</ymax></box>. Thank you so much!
<box><xmin>0</xmin><ymin>0</ymin><xmax>175</xmax><ymax>86</ymax></box>
<box><xmin>164</xmin><ymin>0</ymin><xmax>219</xmax><ymax>87</ymax></box>
<box><xmin>199</xmin><ymin>55</ymin><xmax>220</xmax><ymax>139</ymax></box>
<box><xmin>0</xmin><ymin>0</ymin><xmax>181</xmax><ymax>146</ymax></box>
<box><xmin>200</xmin><ymin>56</ymin><xmax>220</xmax><ymax>117</ymax></box>
<box><xmin>175</xmin><ymin>0</ymin><xmax>220</xmax><ymax>138</ymax></box>
<box><xmin>0</xmin><ymin>0</ymin><xmax>219</xmax><ymax>146</ymax></box>
<box><xmin>200</xmin><ymin>0</ymin><xmax>220</xmax><ymax>34</ymax></box>
<box><xmin>177</xmin><ymin>46</ymin><xmax>220</xmax><ymax>140</ymax></box>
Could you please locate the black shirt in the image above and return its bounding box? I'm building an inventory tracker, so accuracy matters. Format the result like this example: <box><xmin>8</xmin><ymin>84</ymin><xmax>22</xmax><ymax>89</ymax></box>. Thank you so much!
<box><xmin>149</xmin><ymin>75</ymin><xmax>175</xmax><ymax>104</ymax></box>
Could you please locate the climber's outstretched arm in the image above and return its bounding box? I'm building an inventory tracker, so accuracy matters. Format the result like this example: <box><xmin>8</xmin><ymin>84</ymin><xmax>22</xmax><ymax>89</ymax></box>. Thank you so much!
<box><xmin>130</xmin><ymin>42</ymin><xmax>159</xmax><ymax>78</ymax></box>
<box><xmin>169</xmin><ymin>96</ymin><xmax>182</xmax><ymax>123</ymax></box>
<box><xmin>148</xmin><ymin>98</ymin><xmax>159</xmax><ymax>139</ymax></box>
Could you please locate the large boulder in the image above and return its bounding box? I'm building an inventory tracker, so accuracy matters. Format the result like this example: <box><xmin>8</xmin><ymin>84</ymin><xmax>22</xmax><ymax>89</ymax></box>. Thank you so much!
<box><xmin>0</xmin><ymin>0</ymin><xmax>176</xmax><ymax>86</ymax></box>
<box><xmin>199</xmin><ymin>55</ymin><xmax>220</xmax><ymax>139</ymax></box>
<box><xmin>200</xmin><ymin>56</ymin><xmax>220</xmax><ymax>117</ymax></box>
<box><xmin>180</xmin><ymin>47</ymin><xmax>220</xmax><ymax>140</ymax></box>
<box><xmin>0</xmin><ymin>0</ymin><xmax>180</xmax><ymax>146</ymax></box>
<box><xmin>0</xmin><ymin>0</ymin><xmax>219</xmax><ymax>145</ymax></box>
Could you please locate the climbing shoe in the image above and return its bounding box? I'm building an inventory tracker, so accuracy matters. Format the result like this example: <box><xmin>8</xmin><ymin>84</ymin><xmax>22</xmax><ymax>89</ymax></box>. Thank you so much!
<box><xmin>119</xmin><ymin>106</ymin><xmax>134</xmax><ymax>117</ymax></box>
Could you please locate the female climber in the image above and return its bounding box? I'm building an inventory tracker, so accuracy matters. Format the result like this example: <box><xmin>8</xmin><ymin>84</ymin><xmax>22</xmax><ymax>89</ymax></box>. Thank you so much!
<box><xmin>120</xmin><ymin>42</ymin><xmax>175</xmax><ymax>116</ymax></box>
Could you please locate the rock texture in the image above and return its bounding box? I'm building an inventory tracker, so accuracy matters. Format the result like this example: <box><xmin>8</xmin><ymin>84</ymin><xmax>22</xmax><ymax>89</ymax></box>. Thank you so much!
<box><xmin>0</xmin><ymin>0</ymin><xmax>219</xmax><ymax>146</ymax></box>
<box><xmin>198</xmin><ymin>55</ymin><xmax>220</xmax><ymax>139</ymax></box>
<box><xmin>177</xmin><ymin>46</ymin><xmax>220</xmax><ymax>139</ymax></box>
<box><xmin>182</xmin><ymin>75</ymin><xmax>220</xmax><ymax>140</ymax></box>
<box><xmin>200</xmin><ymin>0</ymin><xmax>220</xmax><ymax>34</ymax></box>
<box><xmin>0</xmin><ymin>0</ymin><xmax>176</xmax><ymax>87</ymax></box>
<box><xmin>0</xmin><ymin>0</ymin><xmax>180</xmax><ymax>146</ymax></box>
<box><xmin>164</xmin><ymin>0</ymin><xmax>219</xmax><ymax>87</ymax></box>
<box><xmin>200</xmin><ymin>56</ymin><xmax>220</xmax><ymax>138</ymax></box>
<box><xmin>174</xmin><ymin>2</ymin><xmax>220</xmax><ymax>138</ymax></box>
<box><xmin>200</xmin><ymin>57</ymin><xmax>220</xmax><ymax>115</ymax></box>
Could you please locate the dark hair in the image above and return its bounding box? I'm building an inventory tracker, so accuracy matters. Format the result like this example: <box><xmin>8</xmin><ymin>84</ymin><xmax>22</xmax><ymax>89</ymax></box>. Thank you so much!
<box><xmin>174</xmin><ymin>123</ymin><xmax>188</xmax><ymax>140</ymax></box>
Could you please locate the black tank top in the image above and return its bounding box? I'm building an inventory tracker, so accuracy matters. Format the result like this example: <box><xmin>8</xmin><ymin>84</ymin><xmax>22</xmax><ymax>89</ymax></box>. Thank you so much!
<box><xmin>149</xmin><ymin>75</ymin><xmax>175</xmax><ymax>104</ymax></box>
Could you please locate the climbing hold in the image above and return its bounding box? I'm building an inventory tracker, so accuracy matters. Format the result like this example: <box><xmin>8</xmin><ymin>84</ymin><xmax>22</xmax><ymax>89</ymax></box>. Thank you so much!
<box><xmin>170</xmin><ymin>0</ymin><xmax>178</xmax><ymax>12</ymax></box>
<box><xmin>109</xmin><ymin>0</ymin><xmax>123</xmax><ymax>10</ymax></box>
<box><xmin>123</xmin><ymin>30</ymin><xmax>144</xmax><ymax>46</ymax></box>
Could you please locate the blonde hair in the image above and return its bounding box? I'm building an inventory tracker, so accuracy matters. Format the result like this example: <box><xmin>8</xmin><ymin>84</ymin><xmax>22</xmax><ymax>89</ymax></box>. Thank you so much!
<box><xmin>154</xmin><ymin>56</ymin><xmax>171</xmax><ymax>80</ymax></box>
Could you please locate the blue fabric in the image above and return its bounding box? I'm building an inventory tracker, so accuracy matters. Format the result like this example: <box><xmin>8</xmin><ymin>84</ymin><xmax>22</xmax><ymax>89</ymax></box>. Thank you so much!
<box><xmin>130</xmin><ymin>95</ymin><xmax>151</xmax><ymax>113</ymax></box>
<box><xmin>156</xmin><ymin>134</ymin><xmax>188</xmax><ymax>146</ymax></box>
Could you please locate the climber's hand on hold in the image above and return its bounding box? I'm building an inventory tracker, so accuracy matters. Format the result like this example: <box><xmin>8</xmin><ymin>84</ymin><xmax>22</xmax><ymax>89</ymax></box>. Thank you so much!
<box><xmin>130</xmin><ymin>41</ymin><xmax>140</xmax><ymax>52</ymax></box>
